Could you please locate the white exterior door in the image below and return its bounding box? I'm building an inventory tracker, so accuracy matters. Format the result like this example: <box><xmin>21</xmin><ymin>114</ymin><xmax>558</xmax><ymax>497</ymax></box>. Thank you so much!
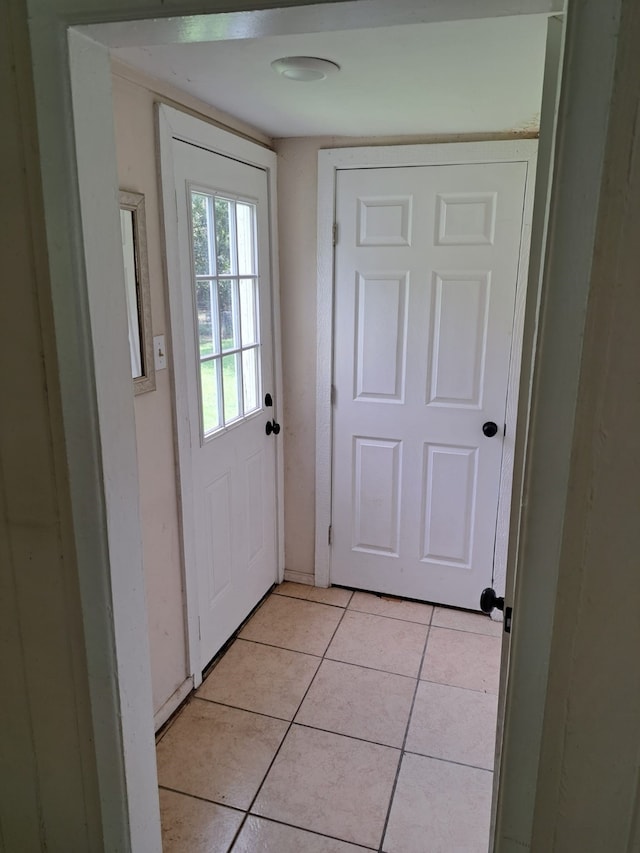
<box><xmin>331</xmin><ymin>162</ymin><xmax>527</xmax><ymax>609</ymax></box>
<box><xmin>172</xmin><ymin>140</ymin><xmax>278</xmax><ymax>668</ymax></box>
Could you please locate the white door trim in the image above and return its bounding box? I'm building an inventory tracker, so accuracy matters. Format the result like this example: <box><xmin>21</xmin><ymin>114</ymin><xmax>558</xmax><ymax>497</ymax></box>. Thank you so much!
<box><xmin>157</xmin><ymin>105</ymin><xmax>284</xmax><ymax>687</ymax></box>
<box><xmin>315</xmin><ymin>140</ymin><xmax>538</xmax><ymax>593</ymax></box>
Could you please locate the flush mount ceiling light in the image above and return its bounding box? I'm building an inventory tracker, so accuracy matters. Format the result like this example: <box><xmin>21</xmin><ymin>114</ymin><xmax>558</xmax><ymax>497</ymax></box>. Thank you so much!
<box><xmin>271</xmin><ymin>56</ymin><xmax>341</xmax><ymax>82</ymax></box>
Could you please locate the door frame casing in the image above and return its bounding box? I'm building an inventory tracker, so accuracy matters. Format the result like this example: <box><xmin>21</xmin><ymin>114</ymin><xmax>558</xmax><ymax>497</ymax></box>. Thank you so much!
<box><xmin>315</xmin><ymin>140</ymin><xmax>538</xmax><ymax>594</ymax></box>
<box><xmin>157</xmin><ymin>105</ymin><xmax>285</xmax><ymax>689</ymax></box>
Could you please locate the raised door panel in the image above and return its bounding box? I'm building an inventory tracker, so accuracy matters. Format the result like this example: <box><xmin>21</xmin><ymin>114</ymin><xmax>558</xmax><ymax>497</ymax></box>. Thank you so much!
<box><xmin>421</xmin><ymin>443</ymin><xmax>478</xmax><ymax>567</ymax></box>
<box><xmin>426</xmin><ymin>272</ymin><xmax>490</xmax><ymax>409</ymax></box>
<box><xmin>435</xmin><ymin>192</ymin><xmax>497</xmax><ymax>245</ymax></box>
<box><xmin>352</xmin><ymin>437</ymin><xmax>402</xmax><ymax>556</ymax></box>
<box><xmin>355</xmin><ymin>273</ymin><xmax>409</xmax><ymax>402</ymax></box>
<box><xmin>204</xmin><ymin>472</ymin><xmax>233</xmax><ymax>603</ymax></box>
<box><xmin>245</xmin><ymin>449</ymin><xmax>265</xmax><ymax>566</ymax></box>
<box><xmin>357</xmin><ymin>195</ymin><xmax>413</xmax><ymax>246</ymax></box>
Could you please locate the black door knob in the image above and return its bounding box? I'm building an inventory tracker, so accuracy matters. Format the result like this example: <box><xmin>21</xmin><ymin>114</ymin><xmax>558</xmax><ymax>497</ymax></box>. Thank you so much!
<box><xmin>266</xmin><ymin>419</ymin><xmax>280</xmax><ymax>436</ymax></box>
<box><xmin>482</xmin><ymin>421</ymin><xmax>499</xmax><ymax>438</ymax></box>
<box><xmin>480</xmin><ymin>587</ymin><xmax>505</xmax><ymax>614</ymax></box>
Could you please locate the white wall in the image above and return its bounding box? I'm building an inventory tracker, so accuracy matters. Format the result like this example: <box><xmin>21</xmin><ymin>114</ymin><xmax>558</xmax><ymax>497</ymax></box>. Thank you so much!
<box><xmin>276</xmin><ymin>131</ymin><xmax>537</xmax><ymax>582</ymax></box>
<box><xmin>111</xmin><ymin>62</ymin><xmax>272</xmax><ymax>715</ymax></box>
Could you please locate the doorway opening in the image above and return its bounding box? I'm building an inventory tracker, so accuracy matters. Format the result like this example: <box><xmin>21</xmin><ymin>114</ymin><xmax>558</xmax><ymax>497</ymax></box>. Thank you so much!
<box><xmin>59</xmin><ymin>2</ymin><xmax>565</xmax><ymax>849</ymax></box>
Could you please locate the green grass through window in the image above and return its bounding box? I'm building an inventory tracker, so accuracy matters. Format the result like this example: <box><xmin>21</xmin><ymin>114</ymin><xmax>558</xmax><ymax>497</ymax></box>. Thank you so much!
<box><xmin>200</xmin><ymin>355</ymin><xmax>240</xmax><ymax>435</ymax></box>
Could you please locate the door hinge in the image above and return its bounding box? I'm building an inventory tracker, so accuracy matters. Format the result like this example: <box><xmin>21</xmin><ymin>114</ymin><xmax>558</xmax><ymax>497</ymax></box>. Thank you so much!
<box><xmin>504</xmin><ymin>423</ymin><xmax>507</xmax><ymax>437</ymax></box>
<box><xmin>331</xmin><ymin>384</ymin><xmax>337</xmax><ymax>405</ymax></box>
<box><xmin>333</xmin><ymin>222</ymin><xmax>338</xmax><ymax>246</ymax></box>
<box><xmin>504</xmin><ymin>606</ymin><xmax>513</xmax><ymax>633</ymax></box>
<box><xmin>328</xmin><ymin>524</ymin><xmax>332</xmax><ymax>545</ymax></box>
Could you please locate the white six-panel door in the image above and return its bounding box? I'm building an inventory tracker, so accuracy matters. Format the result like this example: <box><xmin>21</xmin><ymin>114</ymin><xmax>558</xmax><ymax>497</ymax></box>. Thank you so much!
<box><xmin>172</xmin><ymin>140</ymin><xmax>278</xmax><ymax>668</ymax></box>
<box><xmin>331</xmin><ymin>162</ymin><xmax>527</xmax><ymax>609</ymax></box>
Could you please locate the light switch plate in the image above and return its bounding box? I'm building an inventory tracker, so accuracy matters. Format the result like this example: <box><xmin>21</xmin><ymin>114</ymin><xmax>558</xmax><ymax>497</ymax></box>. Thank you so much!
<box><xmin>153</xmin><ymin>335</ymin><xmax>167</xmax><ymax>371</ymax></box>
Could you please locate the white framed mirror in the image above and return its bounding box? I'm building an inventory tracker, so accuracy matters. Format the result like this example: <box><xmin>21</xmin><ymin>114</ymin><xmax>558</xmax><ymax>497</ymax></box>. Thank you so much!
<box><xmin>119</xmin><ymin>190</ymin><xmax>155</xmax><ymax>394</ymax></box>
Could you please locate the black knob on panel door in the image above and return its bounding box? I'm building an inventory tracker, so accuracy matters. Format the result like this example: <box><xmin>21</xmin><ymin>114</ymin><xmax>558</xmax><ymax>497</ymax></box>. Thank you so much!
<box><xmin>266</xmin><ymin>419</ymin><xmax>280</xmax><ymax>436</ymax></box>
<box><xmin>482</xmin><ymin>421</ymin><xmax>499</xmax><ymax>438</ymax></box>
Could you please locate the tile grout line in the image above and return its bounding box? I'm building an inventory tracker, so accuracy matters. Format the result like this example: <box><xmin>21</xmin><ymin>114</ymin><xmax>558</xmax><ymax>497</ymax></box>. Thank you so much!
<box><xmin>230</xmin><ymin>636</ymin><xmax>323</xmax><ymax>659</ymax></box>
<box><xmin>305</xmin><ymin>654</ymin><xmax>417</xmax><ymax>683</ymax></box>
<box><xmin>189</xmin><ymin>695</ymin><xmax>496</xmax><ymax>769</ymax></box>
<box><xmin>401</xmin><ymin>750</ymin><xmax>495</xmax><ymax>774</ymax></box>
<box><xmin>274</xmin><ymin>592</ymin><xmax>434</xmax><ymax>624</ymax></box>
<box><xmin>157</xmin><ymin>784</ymin><xmax>247</xmax><ymax>814</ymax></box>
<box><xmin>273</xmin><ymin>589</ymin><xmax>356</xmax><ymax>609</ymax></box>
<box><xmin>192</xmin><ymin>694</ymin><xmax>291</xmax><ymax>723</ymax></box>
<box><xmin>415</xmin><ymin>676</ymin><xmax>499</xmax><ymax>696</ymax></box>
<box><xmin>222</xmin><ymin>636</ymin><xmax>498</xmax><ymax>694</ymax></box>
<box><xmin>225</xmin><ymin>591</ymin><xmax>354</xmax><ymax>852</ymax></box>
<box><xmin>159</xmin><ymin>779</ymin><xmax>386</xmax><ymax>849</ymax></box>
<box><xmin>239</xmin><ymin>636</ymin><xmax>431</xmax><ymax>680</ymax></box>
<box><xmin>275</xmin><ymin>588</ymin><xmax>500</xmax><ymax>635</ymax></box>
<box><xmin>377</xmin><ymin>605</ymin><xmax>435</xmax><ymax>853</ymax></box>
<box><xmin>233</xmin><ymin>812</ymin><xmax>379</xmax><ymax>852</ymax></box>
<box><xmin>345</xmin><ymin>608</ymin><xmax>433</xmax><ymax>626</ymax></box>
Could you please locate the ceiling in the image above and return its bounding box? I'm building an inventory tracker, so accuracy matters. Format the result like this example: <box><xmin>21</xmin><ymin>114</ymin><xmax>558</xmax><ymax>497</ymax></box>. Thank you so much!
<box><xmin>113</xmin><ymin>15</ymin><xmax>548</xmax><ymax>139</ymax></box>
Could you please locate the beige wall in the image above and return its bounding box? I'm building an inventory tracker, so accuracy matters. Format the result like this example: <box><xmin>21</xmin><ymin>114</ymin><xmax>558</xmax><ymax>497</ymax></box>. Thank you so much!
<box><xmin>529</xmin><ymin>0</ymin><xmax>640</xmax><ymax>845</ymax></box>
<box><xmin>112</xmin><ymin>71</ymin><xmax>185</xmax><ymax>716</ymax></box>
<box><xmin>275</xmin><ymin>131</ymin><xmax>537</xmax><ymax>581</ymax></box>
<box><xmin>111</xmin><ymin>63</ymin><xmax>272</xmax><ymax>714</ymax></box>
<box><xmin>0</xmin><ymin>6</ymin><xmax>104</xmax><ymax>847</ymax></box>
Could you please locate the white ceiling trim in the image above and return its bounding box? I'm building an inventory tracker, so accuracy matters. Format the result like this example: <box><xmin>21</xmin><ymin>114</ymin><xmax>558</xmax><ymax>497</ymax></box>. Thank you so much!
<box><xmin>81</xmin><ymin>0</ymin><xmax>562</xmax><ymax>48</ymax></box>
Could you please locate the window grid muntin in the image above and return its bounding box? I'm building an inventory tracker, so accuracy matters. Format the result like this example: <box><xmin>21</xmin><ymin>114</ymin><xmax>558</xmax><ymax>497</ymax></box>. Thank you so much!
<box><xmin>190</xmin><ymin>187</ymin><xmax>261</xmax><ymax>440</ymax></box>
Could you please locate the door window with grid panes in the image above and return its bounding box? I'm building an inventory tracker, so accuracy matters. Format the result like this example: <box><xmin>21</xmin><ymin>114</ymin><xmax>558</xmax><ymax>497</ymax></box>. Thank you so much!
<box><xmin>190</xmin><ymin>190</ymin><xmax>261</xmax><ymax>438</ymax></box>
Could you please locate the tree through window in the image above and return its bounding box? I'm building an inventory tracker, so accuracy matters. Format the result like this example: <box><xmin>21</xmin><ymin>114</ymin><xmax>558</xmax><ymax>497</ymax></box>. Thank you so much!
<box><xmin>190</xmin><ymin>190</ymin><xmax>260</xmax><ymax>437</ymax></box>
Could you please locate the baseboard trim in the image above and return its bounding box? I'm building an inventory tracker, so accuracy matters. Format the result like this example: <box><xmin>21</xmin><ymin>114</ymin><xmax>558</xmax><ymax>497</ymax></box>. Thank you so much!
<box><xmin>153</xmin><ymin>677</ymin><xmax>193</xmax><ymax>732</ymax></box>
<box><xmin>283</xmin><ymin>570</ymin><xmax>315</xmax><ymax>586</ymax></box>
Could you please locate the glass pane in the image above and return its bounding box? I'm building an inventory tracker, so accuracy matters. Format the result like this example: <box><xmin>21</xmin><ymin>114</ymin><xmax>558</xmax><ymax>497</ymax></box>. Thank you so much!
<box><xmin>218</xmin><ymin>279</ymin><xmax>239</xmax><ymax>351</ymax></box>
<box><xmin>242</xmin><ymin>348</ymin><xmax>259</xmax><ymax>414</ymax></box>
<box><xmin>195</xmin><ymin>280</ymin><xmax>218</xmax><ymax>357</ymax></box>
<box><xmin>239</xmin><ymin>279</ymin><xmax>258</xmax><ymax>346</ymax></box>
<box><xmin>214</xmin><ymin>198</ymin><xmax>233</xmax><ymax>274</ymax></box>
<box><xmin>120</xmin><ymin>209</ymin><xmax>142</xmax><ymax>378</ymax></box>
<box><xmin>200</xmin><ymin>358</ymin><xmax>221</xmax><ymax>435</ymax></box>
<box><xmin>222</xmin><ymin>353</ymin><xmax>241</xmax><ymax>422</ymax></box>
<box><xmin>236</xmin><ymin>203</ymin><xmax>255</xmax><ymax>275</ymax></box>
<box><xmin>191</xmin><ymin>192</ymin><xmax>213</xmax><ymax>275</ymax></box>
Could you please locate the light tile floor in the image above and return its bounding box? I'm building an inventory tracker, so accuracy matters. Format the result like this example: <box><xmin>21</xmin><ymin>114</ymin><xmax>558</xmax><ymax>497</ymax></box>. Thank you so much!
<box><xmin>157</xmin><ymin>582</ymin><xmax>502</xmax><ymax>853</ymax></box>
